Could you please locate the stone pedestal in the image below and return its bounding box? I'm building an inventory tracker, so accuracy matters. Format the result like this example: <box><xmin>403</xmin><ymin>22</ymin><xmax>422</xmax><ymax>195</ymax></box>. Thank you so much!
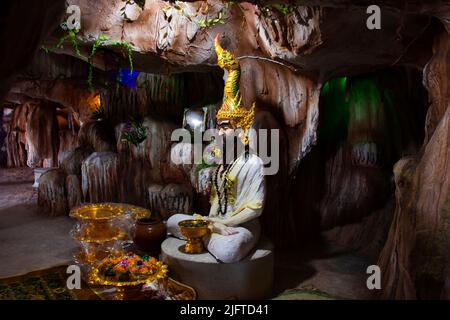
<box><xmin>161</xmin><ymin>236</ymin><xmax>274</xmax><ymax>300</ymax></box>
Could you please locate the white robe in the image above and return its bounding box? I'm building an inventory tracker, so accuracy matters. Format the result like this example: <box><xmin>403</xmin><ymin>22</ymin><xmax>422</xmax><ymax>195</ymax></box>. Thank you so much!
<box><xmin>167</xmin><ymin>153</ymin><xmax>265</xmax><ymax>263</ymax></box>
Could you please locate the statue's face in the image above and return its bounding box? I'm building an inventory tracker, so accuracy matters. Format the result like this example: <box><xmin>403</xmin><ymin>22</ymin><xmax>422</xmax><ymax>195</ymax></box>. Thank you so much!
<box><xmin>217</xmin><ymin>120</ymin><xmax>236</xmax><ymax>137</ymax></box>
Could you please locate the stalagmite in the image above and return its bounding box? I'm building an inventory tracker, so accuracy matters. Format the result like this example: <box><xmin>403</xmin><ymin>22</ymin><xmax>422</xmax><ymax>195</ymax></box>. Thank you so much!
<box><xmin>81</xmin><ymin>152</ymin><xmax>119</xmax><ymax>202</ymax></box>
<box><xmin>37</xmin><ymin>169</ymin><xmax>68</xmax><ymax>216</ymax></box>
<box><xmin>66</xmin><ymin>174</ymin><xmax>83</xmax><ymax>209</ymax></box>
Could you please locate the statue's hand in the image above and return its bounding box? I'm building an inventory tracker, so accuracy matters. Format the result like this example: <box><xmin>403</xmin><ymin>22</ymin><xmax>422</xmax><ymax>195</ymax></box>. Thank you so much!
<box><xmin>193</xmin><ymin>213</ymin><xmax>207</xmax><ymax>220</ymax></box>
<box><xmin>211</xmin><ymin>222</ymin><xmax>238</xmax><ymax>236</ymax></box>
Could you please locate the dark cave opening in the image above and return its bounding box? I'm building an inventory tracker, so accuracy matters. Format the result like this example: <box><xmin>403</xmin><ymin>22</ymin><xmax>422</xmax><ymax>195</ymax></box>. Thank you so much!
<box><xmin>289</xmin><ymin>67</ymin><xmax>429</xmax><ymax>255</ymax></box>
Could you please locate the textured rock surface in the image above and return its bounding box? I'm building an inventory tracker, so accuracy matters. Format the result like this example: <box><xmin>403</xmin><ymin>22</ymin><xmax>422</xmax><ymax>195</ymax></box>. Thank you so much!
<box><xmin>147</xmin><ymin>183</ymin><xmax>193</xmax><ymax>218</ymax></box>
<box><xmin>1</xmin><ymin>0</ymin><xmax>449</xmax><ymax>300</ymax></box>
<box><xmin>378</xmin><ymin>110</ymin><xmax>450</xmax><ymax>299</ymax></box>
<box><xmin>191</xmin><ymin>167</ymin><xmax>214</xmax><ymax>196</ymax></box>
<box><xmin>81</xmin><ymin>152</ymin><xmax>119</xmax><ymax>202</ymax></box>
<box><xmin>10</xmin><ymin>78</ymin><xmax>102</xmax><ymax>125</ymax></box>
<box><xmin>50</xmin><ymin>0</ymin><xmax>438</xmax><ymax>172</ymax></box>
<box><xmin>60</xmin><ymin>146</ymin><xmax>92</xmax><ymax>176</ymax></box>
<box><xmin>5</xmin><ymin>99</ymin><xmax>81</xmax><ymax>169</ymax></box>
<box><xmin>78</xmin><ymin>120</ymin><xmax>116</xmax><ymax>153</ymax></box>
<box><xmin>6</xmin><ymin>102</ymin><xmax>35</xmax><ymax>167</ymax></box>
<box><xmin>378</xmin><ymin>30</ymin><xmax>450</xmax><ymax>299</ymax></box>
<box><xmin>170</xmin><ymin>142</ymin><xmax>194</xmax><ymax>179</ymax></box>
<box><xmin>66</xmin><ymin>174</ymin><xmax>82</xmax><ymax>209</ymax></box>
<box><xmin>116</xmin><ymin>117</ymin><xmax>186</xmax><ymax>183</ymax></box>
<box><xmin>0</xmin><ymin>0</ymin><xmax>65</xmax><ymax>100</ymax></box>
<box><xmin>25</xmin><ymin>100</ymin><xmax>60</xmax><ymax>167</ymax></box>
<box><xmin>37</xmin><ymin>169</ymin><xmax>68</xmax><ymax>216</ymax></box>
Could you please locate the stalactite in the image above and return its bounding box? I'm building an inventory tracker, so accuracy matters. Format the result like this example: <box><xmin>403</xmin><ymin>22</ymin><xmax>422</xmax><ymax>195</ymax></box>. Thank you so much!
<box><xmin>25</xmin><ymin>101</ymin><xmax>60</xmax><ymax>168</ymax></box>
<box><xmin>147</xmin><ymin>183</ymin><xmax>193</xmax><ymax>219</ymax></box>
<box><xmin>81</xmin><ymin>152</ymin><xmax>119</xmax><ymax>202</ymax></box>
<box><xmin>6</xmin><ymin>102</ymin><xmax>35</xmax><ymax>167</ymax></box>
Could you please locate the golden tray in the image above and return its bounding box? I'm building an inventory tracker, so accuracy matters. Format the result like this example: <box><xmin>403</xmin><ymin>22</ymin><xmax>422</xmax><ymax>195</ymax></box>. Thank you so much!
<box><xmin>70</xmin><ymin>203</ymin><xmax>126</xmax><ymax>220</ymax></box>
<box><xmin>91</xmin><ymin>277</ymin><xmax>197</xmax><ymax>300</ymax></box>
<box><xmin>70</xmin><ymin>203</ymin><xmax>151</xmax><ymax>220</ymax></box>
<box><xmin>88</xmin><ymin>260</ymin><xmax>168</xmax><ymax>287</ymax></box>
<box><xmin>117</xmin><ymin>203</ymin><xmax>150</xmax><ymax>219</ymax></box>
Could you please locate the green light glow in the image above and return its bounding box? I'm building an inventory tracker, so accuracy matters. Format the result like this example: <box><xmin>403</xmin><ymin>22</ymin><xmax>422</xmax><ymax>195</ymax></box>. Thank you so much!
<box><xmin>319</xmin><ymin>74</ymin><xmax>391</xmax><ymax>146</ymax></box>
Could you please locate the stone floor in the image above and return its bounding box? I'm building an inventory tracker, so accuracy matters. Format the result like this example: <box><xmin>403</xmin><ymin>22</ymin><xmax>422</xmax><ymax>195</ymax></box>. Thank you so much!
<box><xmin>0</xmin><ymin>167</ymin><xmax>373</xmax><ymax>299</ymax></box>
<box><xmin>0</xmin><ymin>167</ymin><xmax>77</xmax><ymax>278</ymax></box>
<box><xmin>273</xmin><ymin>243</ymin><xmax>375</xmax><ymax>299</ymax></box>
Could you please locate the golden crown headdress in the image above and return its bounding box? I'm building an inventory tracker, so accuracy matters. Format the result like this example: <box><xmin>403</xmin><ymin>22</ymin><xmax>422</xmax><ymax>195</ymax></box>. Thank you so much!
<box><xmin>214</xmin><ymin>34</ymin><xmax>255</xmax><ymax>145</ymax></box>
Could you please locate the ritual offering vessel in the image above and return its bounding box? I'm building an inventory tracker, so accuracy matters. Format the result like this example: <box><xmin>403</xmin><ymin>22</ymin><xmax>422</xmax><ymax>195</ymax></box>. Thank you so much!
<box><xmin>132</xmin><ymin>217</ymin><xmax>167</xmax><ymax>254</ymax></box>
<box><xmin>178</xmin><ymin>219</ymin><xmax>211</xmax><ymax>254</ymax></box>
<box><xmin>70</xmin><ymin>203</ymin><xmax>150</xmax><ymax>275</ymax></box>
<box><xmin>88</xmin><ymin>252</ymin><xmax>168</xmax><ymax>300</ymax></box>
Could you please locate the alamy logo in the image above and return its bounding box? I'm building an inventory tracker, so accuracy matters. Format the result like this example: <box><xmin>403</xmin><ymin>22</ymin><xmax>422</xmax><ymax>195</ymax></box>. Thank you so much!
<box><xmin>366</xmin><ymin>5</ymin><xmax>381</xmax><ymax>30</ymax></box>
<box><xmin>170</xmin><ymin>128</ymin><xmax>280</xmax><ymax>176</ymax></box>
<box><xmin>66</xmin><ymin>265</ymin><xmax>81</xmax><ymax>290</ymax></box>
<box><xmin>366</xmin><ymin>265</ymin><xmax>381</xmax><ymax>290</ymax></box>
<box><xmin>62</xmin><ymin>5</ymin><xmax>81</xmax><ymax>30</ymax></box>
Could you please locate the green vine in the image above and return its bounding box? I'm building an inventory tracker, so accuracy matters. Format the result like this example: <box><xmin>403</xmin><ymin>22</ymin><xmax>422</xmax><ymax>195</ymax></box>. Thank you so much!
<box><xmin>56</xmin><ymin>28</ymin><xmax>84</xmax><ymax>58</ymax></box>
<box><xmin>109</xmin><ymin>40</ymin><xmax>134</xmax><ymax>73</ymax></box>
<box><xmin>262</xmin><ymin>4</ymin><xmax>297</xmax><ymax>14</ymax></box>
<box><xmin>121</xmin><ymin>117</ymin><xmax>147</xmax><ymax>146</ymax></box>
<box><xmin>46</xmin><ymin>20</ymin><xmax>136</xmax><ymax>91</ymax></box>
<box><xmin>195</xmin><ymin>10</ymin><xmax>225</xmax><ymax>28</ymax></box>
<box><xmin>193</xmin><ymin>158</ymin><xmax>217</xmax><ymax>175</ymax></box>
<box><xmin>86</xmin><ymin>33</ymin><xmax>135</xmax><ymax>91</ymax></box>
<box><xmin>40</xmin><ymin>46</ymin><xmax>49</xmax><ymax>54</ymax></box>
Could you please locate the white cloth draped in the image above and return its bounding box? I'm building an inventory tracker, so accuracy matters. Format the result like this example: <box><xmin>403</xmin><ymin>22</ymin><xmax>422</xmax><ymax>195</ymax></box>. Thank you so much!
<box><xmin>167</xmin><ymin>153</ymin><xmax>266</xmax><ymax>263</ymax></box>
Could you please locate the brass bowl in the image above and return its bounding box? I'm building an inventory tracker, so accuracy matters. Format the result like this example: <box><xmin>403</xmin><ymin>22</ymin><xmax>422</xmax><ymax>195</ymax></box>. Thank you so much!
<box><xmin>88</xmin><ymin>259</ymin><xmax>168</xmax><ymax>300</ymax></box>
<box><xmin>70</xmin><ymin>203</ymin><xmax>125</xmax><ymax>220</ymax></box>
<box><xmin>178</xmin><ymin>219</ymin><xmax>210</xmax><ymax>254</ymax></box>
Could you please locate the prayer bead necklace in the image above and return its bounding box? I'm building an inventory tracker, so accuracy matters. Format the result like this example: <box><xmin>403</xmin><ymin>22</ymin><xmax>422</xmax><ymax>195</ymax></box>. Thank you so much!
<box><xmin>213</xmin><ymin>159</ymin><xmax>237</xmax><ymax>216</ymax></box>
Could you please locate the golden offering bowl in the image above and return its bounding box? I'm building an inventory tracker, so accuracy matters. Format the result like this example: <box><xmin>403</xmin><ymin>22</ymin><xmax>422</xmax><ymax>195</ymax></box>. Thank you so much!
<box><xmin>70</xmin><ymin>203</ymin><xmax>125</xmax><ymax>220</ymax></box>
<box><xmin>88</xmin><ymin>260</ymin><xmax>168</xmax><ymax>300</ymax></box>
<box><xmin>178</xmin><ymin>219</ymin><xmax>211</xmax><ymax>254</ymax></box>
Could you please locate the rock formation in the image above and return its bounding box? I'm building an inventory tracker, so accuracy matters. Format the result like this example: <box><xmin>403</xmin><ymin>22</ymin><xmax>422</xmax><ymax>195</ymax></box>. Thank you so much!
<box><xmin>0</xmin><ymin>0</ymin><xmax>449</xmax><ymax>299</ymax></box>
<box><xmin>378</xmin><ymin>30</ymin><xmax>450</xmax><ymax>299</ymax></box>
<box><xmin>147</xmin><ymin>183</ymin><xmax>193</xmax><ymax>218</ymax></box>
<box><xmin>81</xmin><ymin>152</ymin><xmax>119</xmax><ymax>202</ymax></box>
<box><xmin>37</xmin><ymin>169</ymin><xmax>68</xmax><ymax>216</ymax></box>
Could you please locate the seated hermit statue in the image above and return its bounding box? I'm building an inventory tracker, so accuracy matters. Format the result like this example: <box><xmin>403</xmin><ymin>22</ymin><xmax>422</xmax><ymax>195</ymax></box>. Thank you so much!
<box><xmin>167</xmin><ymin>34</ymin><xmax>266</xmax><ymax>263</ymax></box>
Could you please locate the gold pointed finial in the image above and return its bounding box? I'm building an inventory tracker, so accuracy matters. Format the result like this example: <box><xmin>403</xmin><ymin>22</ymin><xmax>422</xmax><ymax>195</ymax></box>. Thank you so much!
<box><xmin>214</xmin><ymin>34</ymin><xmax>255</xmax><ymax>145</ymax></box>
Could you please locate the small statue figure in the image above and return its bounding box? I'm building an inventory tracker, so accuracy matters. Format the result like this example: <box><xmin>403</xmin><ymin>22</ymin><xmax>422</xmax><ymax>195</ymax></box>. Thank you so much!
<box><xmin>167</xmin><ymin>34</ymin><xmax>265</xmax><ymax>263</ymax></box>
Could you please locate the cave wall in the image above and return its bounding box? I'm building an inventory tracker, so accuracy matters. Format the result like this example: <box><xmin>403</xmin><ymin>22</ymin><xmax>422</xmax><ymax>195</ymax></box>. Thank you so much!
<box><xmin>0</xmin><ymin>0</ymin><xmax>65</xmax><ymax>100</ymax></box>
<box><xmin>0</xmin><ymin>0</ymin><xmax>449</xmax><ymax>300</ymax></box>
<box><xmin>4</xmin><ymin>99</ymin><xmax>79</xmax><ymax>168</ymax></box>
<box><xmin>51</xmin><ymin>0</ymin><xmax>438</xmax><ymax>174</ymax></box>
<box><xmin>378</xmin><ymin>28</ymin><xmax>450</xmax><ymax>300</ymax></box>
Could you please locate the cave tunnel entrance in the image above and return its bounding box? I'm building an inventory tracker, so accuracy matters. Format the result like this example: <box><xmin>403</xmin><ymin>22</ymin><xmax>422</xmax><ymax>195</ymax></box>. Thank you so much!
<box><xmin>290</xmin><ymin>67</ymin><xmax>428</xmax><ymax>256</ymax></box>
<box><xmin>273</xmin><ymin>67</ymin><xmax>429</xmax><ymax>298</ymax></box>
